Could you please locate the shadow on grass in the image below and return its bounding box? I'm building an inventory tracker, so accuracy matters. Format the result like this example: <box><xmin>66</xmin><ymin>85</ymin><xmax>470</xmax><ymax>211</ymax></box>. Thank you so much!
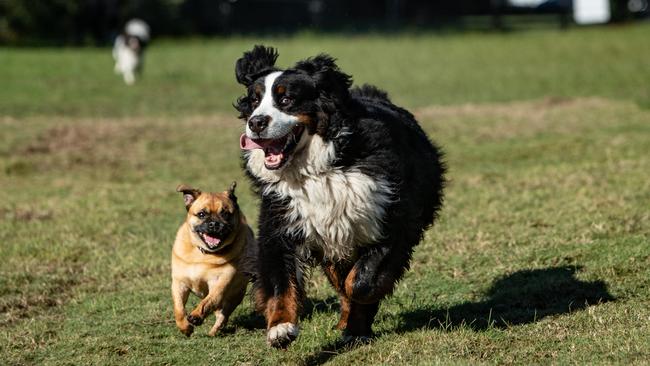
<box><xmin>302</xmin><ymin>338</ymin><xmax>372</xmax><ymax>366</ymax></box>
<box><xmin>231</xmin><ymin>296</ymin><xmax>341</xmax><ymax>331</ymax></box>
<box><xmin>303</xmin><ymin>296</ymin><xmax>341</xmax><ymax>320</ymax></box>
<box><xmin>302</xmin><ymin>265</ymin><xmax>614</xmax><ymax>365</ymax></box>
<box><xmin>395</xmin><ymin>265</ymin><xmax>615</xmax><ymax>332</ymax></box>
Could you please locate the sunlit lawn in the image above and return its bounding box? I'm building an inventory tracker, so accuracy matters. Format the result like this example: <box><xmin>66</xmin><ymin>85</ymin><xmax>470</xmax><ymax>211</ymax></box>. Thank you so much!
<box><xmin>1</xmin><ymin>24</ymin><xmax>649</xmax><ymax>365</ymax></box>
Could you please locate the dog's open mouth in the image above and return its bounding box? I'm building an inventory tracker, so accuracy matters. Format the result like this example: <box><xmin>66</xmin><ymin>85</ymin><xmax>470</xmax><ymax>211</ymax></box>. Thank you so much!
<box><xmin>239</xmin><ymin>125</ymin><xmax>305</xmax><ymax>170</ymax></box>
<box><xmin>198</xmin><ymin>232</ymin><xmax>222</xmax><ymax>252</ymax></box>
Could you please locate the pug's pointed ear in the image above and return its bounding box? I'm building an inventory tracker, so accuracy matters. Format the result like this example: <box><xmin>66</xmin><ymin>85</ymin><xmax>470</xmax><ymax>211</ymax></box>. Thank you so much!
<box><xmin>227</xmin><ymin>181</ymin><xmax>237</xmax><ymax>200</ymax></box>
<box><xmin>176</xmin><ymin>184</ymin><xmax>201</xmax><ymax>211</ymax></box>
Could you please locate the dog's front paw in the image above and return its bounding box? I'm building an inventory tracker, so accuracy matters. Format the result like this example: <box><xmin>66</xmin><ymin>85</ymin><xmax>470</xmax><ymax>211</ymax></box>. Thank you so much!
<box><xmin>267</xmin><ymin>322</ymin><xmax>299</xmax><ymax>349</ymax></box>
<box><xmin>187</xmin><ymin>314</ymin><xmax>204</xmax><ymax>326</ymax></box>
<box><xmin>177</xmin><ymin>323</ymin><xmax>194</xmax><ymax>337</ymax></box>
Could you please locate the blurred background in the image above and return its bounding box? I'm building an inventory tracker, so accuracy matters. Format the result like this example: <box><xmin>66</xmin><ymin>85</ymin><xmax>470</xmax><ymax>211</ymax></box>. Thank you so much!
<box><xmin>1</xmin><ymin>0</ymin><xmax>648</xmax><ymax>45</ymax></box>
<box><xmin>1</xmin><ymin>0</ymin><xmax>648</xmax><ymax>118</ymax></box>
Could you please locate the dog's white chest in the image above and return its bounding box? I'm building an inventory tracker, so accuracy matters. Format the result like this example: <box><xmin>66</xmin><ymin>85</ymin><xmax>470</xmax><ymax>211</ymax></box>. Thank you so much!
<box><xmin>247</xmin><ymin>135</ymin><xmax>392</xmax><ymax>260</ymax></box>
<box><xmin>278</xmin><ymin>169</ymin><xmax>391</xmax><ymax>260</ymax></box>
<box><xmin>116</xmin><ymin>47</ymin><xmax>138</xmax><ymax>71</ymax></box>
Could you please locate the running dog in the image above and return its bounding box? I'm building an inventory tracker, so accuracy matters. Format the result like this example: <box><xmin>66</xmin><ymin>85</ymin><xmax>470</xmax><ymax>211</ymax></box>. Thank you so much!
<box><xmin>235</xmin><ymin>46</ymin><xmax>446</xmax><ymax>348</ymax></box>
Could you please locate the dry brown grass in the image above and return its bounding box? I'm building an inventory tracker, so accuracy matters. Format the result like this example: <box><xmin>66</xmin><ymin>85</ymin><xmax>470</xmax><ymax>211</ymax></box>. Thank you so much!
<box><xmin>415</xmin><ymin>97</ymin><xmax>639</xmax><ymax>142</ymax></box>
<box><xmin>1</xmin><ymin>97</ymin><xmax>648</xmax><ymax>365</ymax></box>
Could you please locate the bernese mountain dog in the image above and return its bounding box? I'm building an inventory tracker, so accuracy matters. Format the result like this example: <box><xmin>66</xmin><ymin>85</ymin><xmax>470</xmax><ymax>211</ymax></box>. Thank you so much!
<box><xmin>235</xmin><ymin>46</ymin><xmax>445</xmax><ymax>348</ymax></box>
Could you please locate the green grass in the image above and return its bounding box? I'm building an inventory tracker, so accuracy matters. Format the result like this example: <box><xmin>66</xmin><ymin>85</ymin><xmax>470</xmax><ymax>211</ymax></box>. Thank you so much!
<box><xmin>1</xmin><ymin>24</ymin><xmax>650</xmax><ymax>365</ymax></box>
<box><xmin>1</xmin><ymin>24</ymin><xmax>650</xmax><ymax>118</ymax></box>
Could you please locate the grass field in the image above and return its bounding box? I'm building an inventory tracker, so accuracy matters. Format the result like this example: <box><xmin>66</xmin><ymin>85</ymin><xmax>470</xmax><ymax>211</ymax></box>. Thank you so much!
<box><xmin>1</xmin><ymin>24</ymin><xmax>649</xmax><ymax>365</ymax></box>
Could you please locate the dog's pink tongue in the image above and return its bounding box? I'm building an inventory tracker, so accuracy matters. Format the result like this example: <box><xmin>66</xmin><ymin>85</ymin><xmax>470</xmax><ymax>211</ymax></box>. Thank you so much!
<box><xmin>202</xmin><ymin>233</ymin><xmax>221</xmax><ymax>246</ymax></box>
<box><xmin>240</xmin><ymin>134</ymin><xmax>284</xmax><ymax>168</ymax></box>
<box><xmin>240</xmin><ymin>134</ymin><xmax>285</xmax><ymax>151</ymax></box>
<box><xmin>240</xmin><ymin>134</ymin><xmax>264</xmax><ymax>151</ymax></box>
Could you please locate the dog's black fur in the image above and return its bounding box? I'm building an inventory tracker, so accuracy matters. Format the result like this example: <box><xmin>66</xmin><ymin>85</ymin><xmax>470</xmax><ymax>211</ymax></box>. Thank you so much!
<box><xmin>235</xmin><ymin>45</ymin><xmax>446</xmax><ymax>347</ymax></box>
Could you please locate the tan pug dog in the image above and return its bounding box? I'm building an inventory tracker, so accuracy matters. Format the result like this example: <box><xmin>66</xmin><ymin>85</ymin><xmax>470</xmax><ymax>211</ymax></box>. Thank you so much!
<box><xmin>171</xmin><ymin>182</ymin><xmax>251</xmax><ymax>337</ymax></box>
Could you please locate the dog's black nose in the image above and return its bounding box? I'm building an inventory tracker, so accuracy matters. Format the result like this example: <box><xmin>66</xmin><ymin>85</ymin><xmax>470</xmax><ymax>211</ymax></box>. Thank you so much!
<box><xmin>207</xmin><ymin>221</ymin><xmax>223</xmax><ymax>231</ymax></box>
<box><xmin>248</xmin><ymin>115</ymin><xmax>271</xmax><ymax>133</ymax></box>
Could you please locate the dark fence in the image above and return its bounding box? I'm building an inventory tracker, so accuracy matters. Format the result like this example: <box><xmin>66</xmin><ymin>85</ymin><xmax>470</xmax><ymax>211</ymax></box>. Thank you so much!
<box><xmin>0</xmin><ymin>0</ymin><xmax>646</xmax><ymax>45</ymax></box>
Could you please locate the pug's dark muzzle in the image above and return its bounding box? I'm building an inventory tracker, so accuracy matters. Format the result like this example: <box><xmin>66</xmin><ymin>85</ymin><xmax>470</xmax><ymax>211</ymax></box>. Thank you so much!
<box><xmin>194</xmin><ymin>220</ymin><xmax>233</xmax><ymax>253</ymax></box>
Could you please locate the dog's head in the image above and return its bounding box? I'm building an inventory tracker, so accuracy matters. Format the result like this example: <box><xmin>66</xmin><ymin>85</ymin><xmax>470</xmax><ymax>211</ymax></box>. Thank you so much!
<box><xmin>176</xmin><ymin>182</ymin><xmax>240</xmax><ymax>254</ymax></box>
<box><xmin>235</xmin><ymin>45</ymin><xmax>352</xmax><ymax>170</ymax></box>
<box><xmin>125</xmin><ymin>35</ymin><xmax>142</xmax><ymax>52</ymax></box>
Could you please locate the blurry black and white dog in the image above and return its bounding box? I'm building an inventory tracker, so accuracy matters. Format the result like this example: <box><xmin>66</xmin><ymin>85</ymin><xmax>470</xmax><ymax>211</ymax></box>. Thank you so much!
<box><xmin>113</xmin><ymin>19</ymin><xmax>150</xmax><ymax>85</ymax></box>
<box><xmin>235</xmin><ymin>46</ymin><xmax>445</xmax><ymax>348</ymax></box>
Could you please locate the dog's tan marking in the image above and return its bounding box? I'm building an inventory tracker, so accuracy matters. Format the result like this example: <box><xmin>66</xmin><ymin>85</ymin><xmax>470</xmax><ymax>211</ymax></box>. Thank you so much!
<box><xmin>263</xmin><ymin>281</ymin><xmax>301</xmax><ymax>347</ymax></box>
<box><xmin>344</xmin><ymin>266</ymin><xmax>358</xmax><ymax>299</ymax></box>
<box><xmin>296</xmin><ymin>114</ymin><xmax>318</xmax><ymax>134</ymax></box>
<box><xmin>323</xmin><ymin>264</ymin><xmax>351</xmax><ymax>330</ymax></box>
<box><xmin>336</xmin><ymin>296</ymin><xmax>351</xmax><ymax>330</ymax></box>
<box><xmin>323</xmin><ymin>264</ymin><xmax>341</xmax><ymax>288</ymax></box>
<box><xmin>265</xmin><ymin>282</ymin><xmax>299</xmax><ymax>328</ymax></box>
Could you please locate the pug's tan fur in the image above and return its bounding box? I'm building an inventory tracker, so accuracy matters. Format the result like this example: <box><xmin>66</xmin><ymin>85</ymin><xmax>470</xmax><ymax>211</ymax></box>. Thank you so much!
<box><xmin>171</xmin><ymin>183</ymin><xmax>251</xmax><ymax>336</ymax></box>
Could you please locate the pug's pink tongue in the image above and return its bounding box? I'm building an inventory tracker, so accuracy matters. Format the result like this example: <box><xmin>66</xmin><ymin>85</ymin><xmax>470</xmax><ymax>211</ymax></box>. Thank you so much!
<box><xmin>201</xmin><ymin>233</ymin><xmax>221</xmax><ymax>246</ymax></box>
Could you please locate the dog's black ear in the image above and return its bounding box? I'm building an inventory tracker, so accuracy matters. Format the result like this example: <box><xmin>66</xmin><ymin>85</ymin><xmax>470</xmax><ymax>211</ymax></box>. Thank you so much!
<box><xmin>294</xmin><ymin>54</ymin><xmax>352</xmax><ymax>99</ymax></box>
<box><xmin>176</xmin><ymin>184</ymin><xmax>201</xmax><ymax>211</ymax></box>
<box><xmin>235</xmin><ymin>45</ymin><xmax>279</xmax><ymax>87</ymax></box>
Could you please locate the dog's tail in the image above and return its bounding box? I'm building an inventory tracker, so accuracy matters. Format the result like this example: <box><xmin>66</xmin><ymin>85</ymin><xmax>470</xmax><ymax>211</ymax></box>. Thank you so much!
<box><xmin>350</xmin><ymin>84</ymin><xmax>391</xmax><ymax>103</ymax></box>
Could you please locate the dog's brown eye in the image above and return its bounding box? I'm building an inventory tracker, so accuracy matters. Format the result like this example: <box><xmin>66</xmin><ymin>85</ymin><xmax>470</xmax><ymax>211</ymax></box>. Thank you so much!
<box><xmin>251</xmin><ymin>96</ymin><xmax>260</xmax><ymax>107</ymax></box>
<box><xmin>197</xmin><ymin>211</ymin><xmax>206</xmax><ymax>219</ymax></box>
<box><xmin>279</xmin><ymin>96</ymin><xmax>292</xmax><ymax>106</ymax></box>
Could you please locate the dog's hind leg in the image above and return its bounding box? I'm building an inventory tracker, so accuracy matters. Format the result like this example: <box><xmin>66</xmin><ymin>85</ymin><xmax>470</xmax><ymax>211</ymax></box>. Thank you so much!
<box><xmin>208</xmin><ymin>310</ymin><xmax>227</xmax><ymax>337</ymax></box>
<box><xmin>345</xmin><ymin>245</ymin><xmax>412</xmax><ymax>304</ymax></box>
<box><xmin>342</xmin><ymin>244</ymin><xmax>413</xmax><ymax>338</ymax></box>
<box><xmin>322</xmin><ymin>262</ymin><xmax>353</xmax><ymax>330</ymax></box>
<box><xmin>207</xmin><ymin>283</ymin><xmax>247</xmax><ymax>336</ymax></box>
<box><xmin>336</xmin><ymin>297</ymin><xmax>351</xmax><ymax>330</ymax></box>
<box><xmin>344</xmin><ymin>301</ymin><xmax>380</xmax><ymax>341</ymax></box>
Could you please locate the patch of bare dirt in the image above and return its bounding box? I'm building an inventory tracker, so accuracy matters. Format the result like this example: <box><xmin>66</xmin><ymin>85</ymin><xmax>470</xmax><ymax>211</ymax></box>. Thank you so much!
<box><xmin>0</xmin><ymin>276</ymin><xmax>78</xmax><ymax>325</ymax></box>
<box><xmin>0</xmin><ymin>207</ymin><xmax>53</xmax><ymax>222</ymax></box>
<box><xmin>20</xmin><ymin>123</ymin><xmax>148</xmax><ymax>167</ymax></box>
<box><xmin>415</xmin><ymin>97</ymin><xmax>596</xmax><ymax>120</ymax></box>
<box><xmin>12</xmin><ymin>115</ymin><xmax>238</xmax><ymax>172</ymax></box>
<box><xmin>414</xmin><ymin>97</ymin><xmax>641</xmax><ymax>141</ymax></box>
<box><xmin>0</xmin><ymin>258</ymin><xmax>88</xmax><ymax>327</ymax></box>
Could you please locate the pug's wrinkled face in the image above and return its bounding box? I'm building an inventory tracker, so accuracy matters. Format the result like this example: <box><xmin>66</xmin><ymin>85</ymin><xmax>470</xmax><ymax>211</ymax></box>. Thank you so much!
<box><xmin>177</xmin><ymin>183</ymin><xmax>239</xmax><ymax>253</ymax></box>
